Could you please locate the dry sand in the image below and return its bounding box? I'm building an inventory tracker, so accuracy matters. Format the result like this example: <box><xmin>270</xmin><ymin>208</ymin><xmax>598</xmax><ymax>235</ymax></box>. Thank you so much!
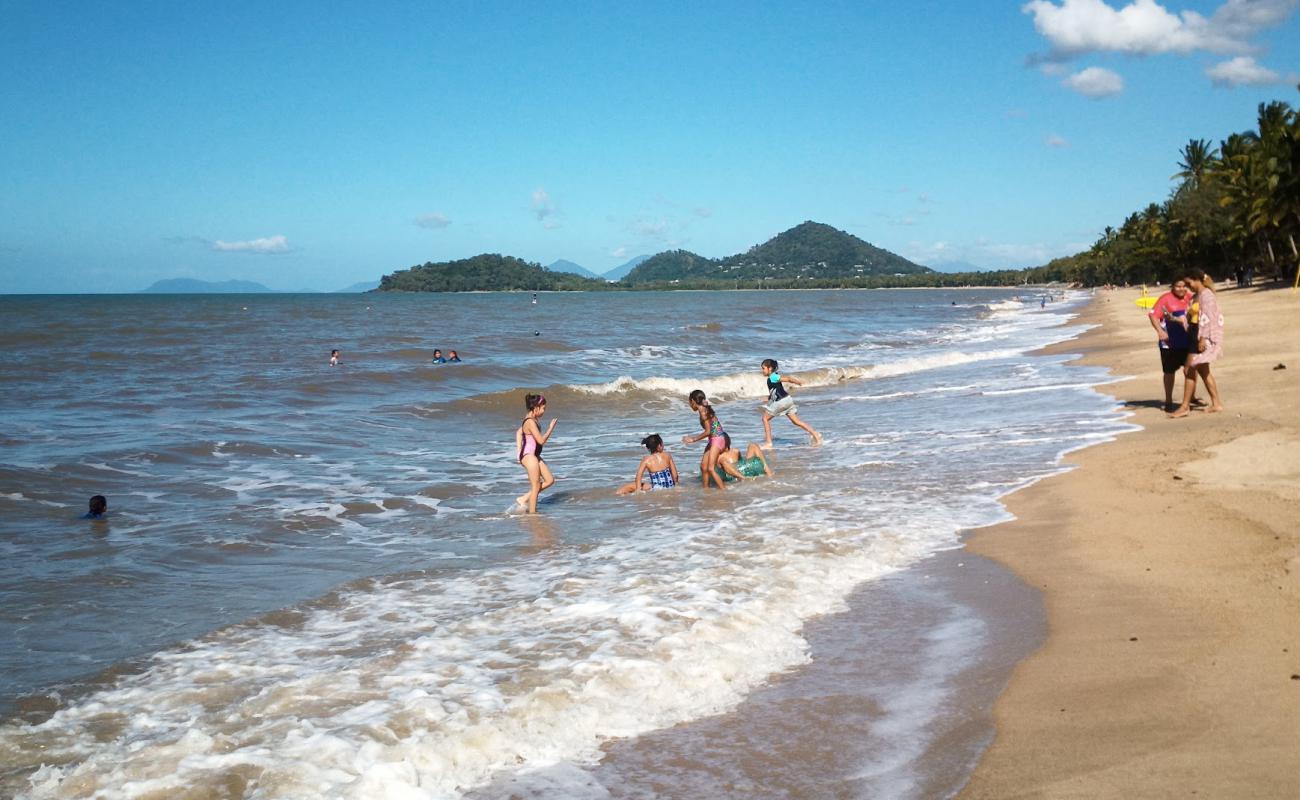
<box><xmin>960</xmin><ymin>283</ymin><xmax>1300</xmax><ymax>798</ymax></box>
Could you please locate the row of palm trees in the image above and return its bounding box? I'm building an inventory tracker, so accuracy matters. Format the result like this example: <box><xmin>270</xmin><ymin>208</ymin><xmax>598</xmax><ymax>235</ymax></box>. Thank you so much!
<box><xmin>1028</xmin><ymin>94</ymin><xmax>1300</xmax><ymax>287</ymax></box>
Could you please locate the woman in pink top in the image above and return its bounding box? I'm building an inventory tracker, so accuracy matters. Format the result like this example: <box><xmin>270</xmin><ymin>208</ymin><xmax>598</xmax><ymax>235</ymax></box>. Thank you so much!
<box><xmin>1170</xmin><ymin>269</ymin><xmax>1224</xmax><ymax>417</ymax></box>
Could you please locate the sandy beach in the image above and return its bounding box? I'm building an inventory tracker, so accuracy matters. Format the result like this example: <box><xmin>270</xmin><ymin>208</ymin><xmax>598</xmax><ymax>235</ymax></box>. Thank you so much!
<box><xmin>961</xmin><ymin>283</ymin><xmax>1300</xmax><ymax>797</ymax></box>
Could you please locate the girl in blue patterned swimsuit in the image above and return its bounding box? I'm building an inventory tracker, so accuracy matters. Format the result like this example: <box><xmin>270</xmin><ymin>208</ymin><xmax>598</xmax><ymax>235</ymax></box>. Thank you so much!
<box><xmin>617</xmin><ymin>434</ymin><xmax>680</xmax><ymax>495</ymax></box>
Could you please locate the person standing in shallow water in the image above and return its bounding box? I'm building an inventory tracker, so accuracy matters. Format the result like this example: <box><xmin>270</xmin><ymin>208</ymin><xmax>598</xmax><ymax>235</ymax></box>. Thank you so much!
<box><xmin>515</xmin><ymin>393</ymin><xmax>557</xmax><ymax>513</ymax></box>
<box><xmin>1170</xmin><ymin>269</ymin><xmax>1225</xmax><ymax>418</ymax></box>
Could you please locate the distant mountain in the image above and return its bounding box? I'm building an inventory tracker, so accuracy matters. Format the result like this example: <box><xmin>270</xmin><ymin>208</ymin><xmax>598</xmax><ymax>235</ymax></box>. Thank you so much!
<box><xmin>335</xmin><ymin>279</ymin><xmax>381</xmax><ymax>293</ymax></box>
<box><xmin>377</xmin><ymin>254</ymin><xmax>608</xmax><ymax>292</ymax></box>
<box><xmin>139</xmin><ymin>278</ymin><xmax>276</xmax><ymax>294</ymax></box>
<box><xmin>602</xmin><ymin>254</ymin><xmax>651</xmax><ymax>281</ymax></box>
<box><xmin>622</xmin><ymin>222</ymin><xmax>929</xmax><ymax>284</ymax></box>
<box><xmin>546</xmin><ymin>259</ymin><xmax>603</xmax><ymax>279</ymax></box>
<box><xmin>929</xmin><ymin>260</ymin><xmax>983</xmax><ymax>273</ymax></box>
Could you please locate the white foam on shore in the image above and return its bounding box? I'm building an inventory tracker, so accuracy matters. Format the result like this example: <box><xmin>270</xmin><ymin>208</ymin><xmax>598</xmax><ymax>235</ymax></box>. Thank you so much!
<box><xmin>2</xmin><ymin>491</ymin><xmax>1002</xmax><ymax>799</ymax></box>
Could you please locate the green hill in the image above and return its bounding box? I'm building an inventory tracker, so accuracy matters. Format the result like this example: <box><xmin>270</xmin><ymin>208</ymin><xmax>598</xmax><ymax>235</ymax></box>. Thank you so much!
<box><xmin>377</xmin><ymin>254</ymin><xmax>608</xmax><ymax>292</ymax></box>
<box><xmin>622</xmin><ymin>222</ymin><xmax>929</xmax><ymax>284</ymax></box>
<box><xmin>621</xmin><ymin>250</ymin><xmax>720</xmax><ymax>283</ymax></box>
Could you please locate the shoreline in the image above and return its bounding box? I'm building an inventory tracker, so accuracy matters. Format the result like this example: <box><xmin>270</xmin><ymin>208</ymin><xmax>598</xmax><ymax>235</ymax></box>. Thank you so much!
<box><xmin>959</xmin><ymin>284</ymin><xmax>1300</xmax><ymax>796</ymax></box>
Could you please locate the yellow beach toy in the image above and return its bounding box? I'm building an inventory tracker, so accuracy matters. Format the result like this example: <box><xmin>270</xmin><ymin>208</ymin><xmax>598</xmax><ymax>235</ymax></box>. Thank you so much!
<box><xmin>1135</xmin><ymin>285</ymin><xmax>1157</xmax><ymax>310</ymax></box>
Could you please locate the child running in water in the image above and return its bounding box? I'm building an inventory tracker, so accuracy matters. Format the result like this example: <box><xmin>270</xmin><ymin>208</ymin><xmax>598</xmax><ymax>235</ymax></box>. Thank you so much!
<box><xmin>682</xmin><ymin>389</ymin><xmax>728</xmax><ymax>489</ymax></box>
<box><xmin>759</xmin><ymin>358</ymin><xmax>821</xmax><ymax>448</ymax></box>
<box><xmin>515</xmin><ymin>393</ymin><xmax>557</xmax><ymax>513</ymax></box>
<box><xmin>616</xmin><ymin>434</ymin><xmax>680</xmax><ymax>494</ymax></box>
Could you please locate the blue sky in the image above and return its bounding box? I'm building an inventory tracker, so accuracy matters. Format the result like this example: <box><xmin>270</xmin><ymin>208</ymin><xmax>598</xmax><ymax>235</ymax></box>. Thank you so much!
<box><xmin>2</xmin><ymin>1</ymin><xmax>1298</xmax><ymax>292</ymax></box>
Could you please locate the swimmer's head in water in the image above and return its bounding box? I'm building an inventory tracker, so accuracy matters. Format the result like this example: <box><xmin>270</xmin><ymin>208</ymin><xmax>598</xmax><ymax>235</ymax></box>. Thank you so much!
<box><xmin>88</xmin><ymin>495</ymin><xmax>107</xmax><ymax>515</ymax></box>
<box><xmin>640</xmin><ymin>434</ymin><xmax>664</xmax><ymax>453</ymax></box>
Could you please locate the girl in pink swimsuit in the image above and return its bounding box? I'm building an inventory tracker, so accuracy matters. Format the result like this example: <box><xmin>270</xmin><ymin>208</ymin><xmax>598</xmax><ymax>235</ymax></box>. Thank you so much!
<box><xmin>682</xmin><ymin>389</ymin><xmax>729</xmax><ymax>489</ymax></box>
<box><xmin>515</xmin><ymin>393</ymin><xmax>558</xmax><ymax>513</ymax></box>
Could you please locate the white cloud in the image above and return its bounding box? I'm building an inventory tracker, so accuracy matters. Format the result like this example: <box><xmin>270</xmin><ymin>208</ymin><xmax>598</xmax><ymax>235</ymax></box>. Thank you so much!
<box><xmin>211</xmin><ymin>235</ymin><xmax>290</xmax><ymax>254</ymax></box>
<box><xmin>1205</xmin><ymin>55</ymin><xmax>1294</xmax><ymax>85</ymax></box>
<box><xmin>1063</xmin><ymin>65</ymin><xmax>1125</xmax><ymax>96</ymax></box>
<box><xmin>531</xmin><ymin>187</ymin><xmax>556</xmax><ymax>224</ymax></box>
<box><xmin>414</xmin><ymin>212</ymin><xmax>451</xmax><ymax>229</ymax></box>
<box><xmin>1025</xmin><ymin>0</ymin><xmax>1297</xmax><ymax>59</ymax></box>
<box><xmin>1046</xmin><ymin>133</ymin><xmax>1071</xmax><ymax>147</ymax></box>
<box><xmin>610</xmin><ymin>246</ymin><xmax>628</xmax><ymax>258</ymax></box>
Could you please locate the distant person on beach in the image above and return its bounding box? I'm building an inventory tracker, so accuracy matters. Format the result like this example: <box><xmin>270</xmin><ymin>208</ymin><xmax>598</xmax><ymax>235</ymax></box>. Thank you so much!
<box><xmin>532</xmin><ymin>294</ymin><xmax>538</xmax><ymax>305</ymax></box>
<box><xmin>682</xmin><ymin>389</ymin><xmax>728</xmax><ymax>489</ymax></box>
<box><xmin>448</xmin><ymin>350</ymin><xmax>462</xmax><ymax>362</ymax></box>
<box><xmin>1148</xmin><ymin>278</ymin><xmax>1192</xmax><ymax>411</ymax></box>
<box><xmin>713</xmin><ymin>433</ymin><xmax>773</xmax><ymax>483</ymax></box>
<box><xmin>759</xmin><ymin>359</ymin><xmax>821</xmax><ymax>449</ymax></box>
<box><xmin>329</xmin><ymin>349</ymin><xmax>339</xmax><ymax>367</ymax></box>
<box><xmin>515</xmin><ymin>393</ymin><xmax>557</xmax><ymax>513</ymax></box>
<box><xmin>82</xmin><ymin>495</ymin><xmax>107</xmax><ymax>519</ymax></box>
<box><xmin>616</xmin><ymin>434</ymin><xmax>680</xmax><ymax>494</ymax></box>
<box><xmin>431</xmin><ymin>349</ymin><xmax>447</xmax><ymax>364</ymax></box>
<box><xmin>1170</xmin><ymin>269</ymin><xmax>1224</xmax><ymax>417</ymax></box>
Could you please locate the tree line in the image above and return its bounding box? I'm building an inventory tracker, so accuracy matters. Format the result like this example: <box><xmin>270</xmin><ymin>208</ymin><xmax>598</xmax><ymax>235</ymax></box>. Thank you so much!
<box><xmin>1026</xmin><ymin>95</ymin><xmax>1300</xmax><ymax>287</ymax></box>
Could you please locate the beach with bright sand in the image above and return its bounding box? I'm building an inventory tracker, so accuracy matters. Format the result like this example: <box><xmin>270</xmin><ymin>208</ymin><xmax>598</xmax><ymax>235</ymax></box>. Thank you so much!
<box><xmin>962</xmin><ymin>283</ymin><xmax>1300</xmax><ymax>797</ymax></box>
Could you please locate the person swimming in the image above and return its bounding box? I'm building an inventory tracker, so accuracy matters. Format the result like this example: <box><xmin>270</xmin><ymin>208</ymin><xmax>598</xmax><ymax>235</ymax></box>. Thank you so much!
<box><xmin>616</xmin><ymin>434</ymin><xmax>680</xmax><ymax>495</ymax></box>
<box><xmin>82</xmin><ymin>495</ymin><xmax>108</xmax><ymax>519</ymax></box>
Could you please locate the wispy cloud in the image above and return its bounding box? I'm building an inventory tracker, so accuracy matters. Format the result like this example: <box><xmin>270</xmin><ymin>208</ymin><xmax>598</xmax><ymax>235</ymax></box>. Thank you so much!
<box><xmin>610</xmin><ymin>246</ymin><xmax>628</xmax><ymax>258</ymax></box>
<box><xmin>1046</xmin><ymin>133</ymin><xmax>1071</xmax><ymax>147</ymax></box>
<box><xmin>904</xmin><ymin>238</ymin><xmax>1084</xmax><ymax>269</ymax></box>
<box><xmin>1206</xmin><ymin>55</ymin><xmax>1297</xmax><ymax>86</ymax></box>
<box><xmin>1063</xmin><ymin>65</ymin><xmax>1124</xmax><ymax>96</ymax></box>
<box><xmin>531</xmin><ymin>187</ymin><xmax>559</xmax><ymax>228</ymax></box>
<box><xmin>414</xmin><ymin>212</ymin><xmax>451</xmax><ymax>229</ymax></box>
<box><xmin>633</xmin><ymin>218</ymin><xmax>671</xmax><ymax>240</ymax></box>
<box><xmin>210</xmin><ymin>235</ymin><xmax>291</xmax><ymax>254</ymax></box>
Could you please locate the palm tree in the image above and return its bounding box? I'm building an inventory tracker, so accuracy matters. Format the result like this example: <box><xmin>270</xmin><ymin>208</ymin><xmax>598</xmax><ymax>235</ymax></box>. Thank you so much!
<box><xmin>1173</xmin><ymin>138</ymin><xmax>1217</xmax><ymax>188</ymax></box>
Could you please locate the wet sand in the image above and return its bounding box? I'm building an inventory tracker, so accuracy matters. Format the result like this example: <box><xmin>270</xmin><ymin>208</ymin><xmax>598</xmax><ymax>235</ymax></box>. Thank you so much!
<box><xmin>962</xmin><ymin>283</ymin><xmax>1300</xmax><ymax>797</ymax></box>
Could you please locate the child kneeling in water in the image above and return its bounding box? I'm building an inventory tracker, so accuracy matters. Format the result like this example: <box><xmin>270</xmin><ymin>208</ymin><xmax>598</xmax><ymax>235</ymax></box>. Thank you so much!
<box><xmin>711</xmin><ymin>433</ymin><xmax>773</xmax><ymax>483</ymax></box>
<box><xmin>617</xmin><ymin>434</ymin><xmax>680</xmax><ymax>494</ymax></box>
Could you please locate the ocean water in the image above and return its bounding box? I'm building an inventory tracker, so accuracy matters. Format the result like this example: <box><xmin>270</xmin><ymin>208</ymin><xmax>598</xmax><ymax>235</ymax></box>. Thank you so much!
<box><xmin>0</xmin><ymin>289</ymin><xmax>1132</xmax><ymax>798</ymax></box>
